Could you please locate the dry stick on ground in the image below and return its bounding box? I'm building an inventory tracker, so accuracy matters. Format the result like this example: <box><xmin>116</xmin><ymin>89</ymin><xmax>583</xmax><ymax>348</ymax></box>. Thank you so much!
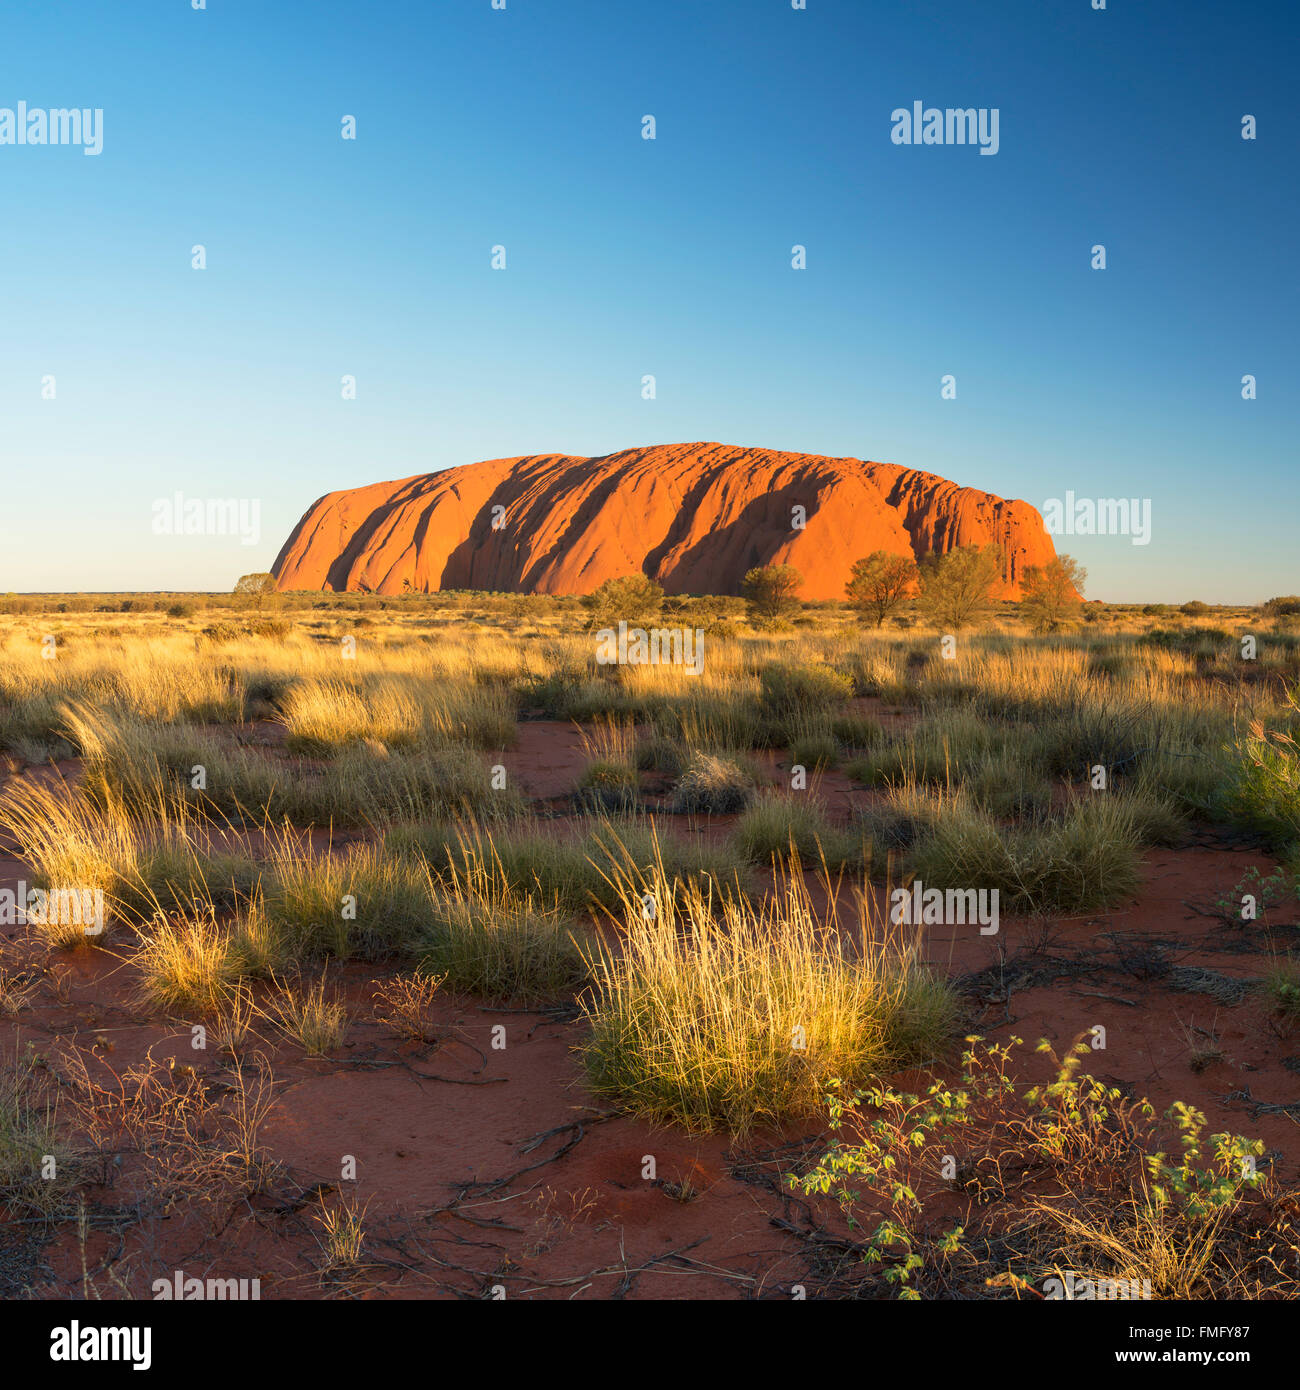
<box><xmin>503</xmin><ymin>1236</ymin><xmax>717</xmax><ymax>1297</ymax></box>
<box><xmin>425</xmin><ymin>1109</ymin><xmax>622</xmax><ymax>1221</ymax></box>
<box><xmin>1221</xmin><ymin>1084</ymin><xmax>1300</xmax><ymax>1121</ymax></box>
<box><xmin>480</xmin><ymin>1002</ymin><xmax>585</xmax><ymax>1028</ymax></box>
<box><xmin>728</xmin><ymin>1134</ymin><xmax>862</xmax><ymax>1294</ymax></box>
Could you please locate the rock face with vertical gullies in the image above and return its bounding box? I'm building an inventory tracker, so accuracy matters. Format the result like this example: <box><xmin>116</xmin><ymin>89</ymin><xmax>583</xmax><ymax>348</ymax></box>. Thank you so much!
<box><xmin>271</xmin><ymin>442</ymin><xmax>1061</xmax><ymax>599</ymax></box>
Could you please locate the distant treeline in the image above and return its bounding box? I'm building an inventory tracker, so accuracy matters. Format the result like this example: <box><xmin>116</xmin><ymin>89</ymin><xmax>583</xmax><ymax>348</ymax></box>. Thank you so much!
<box><xmin>0</xmin><ymin>589</ymin><xmax>1284</xmax><ymax>621</ymax></box>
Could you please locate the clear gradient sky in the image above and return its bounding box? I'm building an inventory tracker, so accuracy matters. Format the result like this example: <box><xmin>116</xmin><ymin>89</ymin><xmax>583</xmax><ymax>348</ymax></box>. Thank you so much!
<box><xmin>2</xmin><ymin>0</ymin><xmax>1295</xmax><ymax>601</ymax></box>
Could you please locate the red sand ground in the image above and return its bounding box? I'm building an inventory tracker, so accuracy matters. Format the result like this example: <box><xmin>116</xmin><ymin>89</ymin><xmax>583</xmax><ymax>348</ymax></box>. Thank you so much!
<box><xmin>2</xmin><ymin>723</ymin><xmax>1296</xmax><ymax>1301</ymax></box>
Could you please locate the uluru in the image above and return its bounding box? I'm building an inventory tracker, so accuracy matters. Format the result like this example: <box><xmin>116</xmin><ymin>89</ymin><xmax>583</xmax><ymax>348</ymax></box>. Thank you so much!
<box><xmin>270</xmin><ymin>442</ymin><xmax>1061</xmax><ymax>600</ymax></box>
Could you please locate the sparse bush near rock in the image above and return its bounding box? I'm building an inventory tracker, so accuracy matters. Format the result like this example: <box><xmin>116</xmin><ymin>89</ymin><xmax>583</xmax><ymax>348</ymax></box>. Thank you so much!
<box><xmin>917</xmin><ymin>545</ymin><xmax>1003</xmax><ymax>630</ymax></box>
<box><xmin>580</xmin><ymin>574</ymin><xmax>665</xmax><ymax>632</ymax></box>
<box><xmin>741</xmin><ymin>564</ymin><xmax>802</xmax><ymax>623</ymax></box>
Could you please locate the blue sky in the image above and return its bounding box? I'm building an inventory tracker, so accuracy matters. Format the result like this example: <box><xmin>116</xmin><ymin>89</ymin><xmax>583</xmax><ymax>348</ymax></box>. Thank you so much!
<box><xmin>1</xmin><ymin>0</ymin><xmax>1294</xmax><ymax>600</ymax></box>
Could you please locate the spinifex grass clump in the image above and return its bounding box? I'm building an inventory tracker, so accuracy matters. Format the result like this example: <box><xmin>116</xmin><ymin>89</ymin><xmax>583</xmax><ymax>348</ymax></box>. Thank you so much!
<box><xmin>262</xmin><ymin>836</ymin><xmax>433</xmax><ymax>960</ymax></box>
<box><xmin>651</xmin><ymin>689</ymin><xmax>766</xmax><ymax>752</ymax></box>
<box><xmin>387</xmin><ymin>816</ymin><xmax>744</xmax><ymax>913</ymax></box>
<box><xmin>279</xmin><ymin>676</ymin><xmax>422</xmax><ymax>753</ymax></box>
<box><xmin>279</xmin><ymin>674</ymin><xmax>517</xmax><ymax>754</ymax></box>
<box><xmin>60</xmin><ymin>701</ymin><xmax>275</xmax><ymax>821</ymax></box>
<box><xmin>576</xmin><ymin>760</ymin><xmax>639</xmax><ymax>813</ymax></box>
<box><xmin>731</xmin><ymin>794</ymin><xmax>863</xmax><ymax>871</ymax></box>
<box><xmin>416</xmin><ymin>841</ymin><xmax>590</xmax><ymax>1002</ymax></box>
<box><xmin>757</xmin><ymin>662</ymin><xmax>854</xmax><ymax>724</ymax></box>
<box><xmin>60</xmin><ymin>700</ymin><xmax>522</xmax><ymax>828</ymax></box>
<box><xmin>0</xmin><ymin>1048</ymin><xmax>81</xmax><ymax>1218</ymax></box>
<box><xmin>135</xmin><ymin>905</ymin><xmax>242</xmax><ymax>1015</ymax></box>
<box><xmin>785</xmin><ymin>713</ymin><xmax>841</xmax><ymax>771</ymax></box>
<box><xmin>1264</xmin><ymin>956</ymin><xmax>1300</xmax><ymax>1021</ymax></box>
<box><xmin>574</xmin><ymin>716</ymin><xmax>640</xmax><ymax>812</ymax></box>
<box><xmin>847</xmin><ymin>709</ymin><xmax>1021</xmax><ymax>787</ymax></box>
<box><xmin>585</xmin><ymin>817</ymin><xmax>754</xmax><ymax>907</ymax></box>
<box><xmin>668</xmin><ymin>751</ymin><xmax>756</xmax><ymax>814</ymax></box>
<box><xmin>299</xmin><ymin>743</ymin><xmax>526</xmax><ymax>826</ymax></box>
<box><xmin>129</xmin><ymin>839</ymin><xmax>262</xmax><ymax>915</ymax></box>
<box><xmin>780</xmin><ymin>707</ymin><xmax>882</xmax><ymax>767</ymax></box>
<box><xmin>964</xmin><ymin>747</ymin><xmax>1055</xmax><ymax>821</ymax></box>
<box><xmin>1110</xmin><ymin>778</ymin><xmax>1188</xmax><ymax>846</ymax></box>
<box><xmin>269</xmin><ymin>974</ymin><xmax>349</xmax><ymax>1056</ymax></box>
<box><xmin>853</xmin><ymin>781</ymin><xmax>965</xmax><ymax>862</ymax></box>
<box><xmin>0</xmin><ymin>773</ymin><xmax>142</xmax><ymax>944</ymax></box>
<box><xmin>579</xmin><ymin>853</ymin><xmax>956</xmax><ymax>1133</ymax></box>
<box><xmin>909</xmin><ymin>796</ymin><xmax>1143</xmax><ymax>914</ymax></box>
<box><xmin>634</xmin><ymin>732</ymin><xmax>686</xmax><ymax>776</ymax></box>
<box><xmin>386</xmin><ymin>818</ymin><xmax>601</xmax><ymax>909</ymax></box>
<box><xmin>1222</xmin><ymin>689</ymin><xmax>1300</xmax><ymax>850</ymax></box>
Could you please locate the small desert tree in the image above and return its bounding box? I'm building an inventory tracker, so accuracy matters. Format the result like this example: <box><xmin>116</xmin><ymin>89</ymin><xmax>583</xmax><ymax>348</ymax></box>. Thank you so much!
<box><xmin>1019</xmin><ymin>555</ymin><xmax>1086</xmax><ymax>632</ymax></box>
<box><xmin>234</xmin><ymin>573</ymin><xmax>276</xmax><ymax>610</ymax></box>
<box><xmin>741</xmin><ymin>564</ymin><xmax>802</xmax><ymax>622</ymax></box>
<box><xmin>917</xmin><ymin>546</ymin><xmax>1002</xmax><ymax>631</ymax></box>
<box><xmin>845</xmin><ymin>551</ymin><xmax>918</xmax><ymax>627</ymax></box>
<box><xmin>581</xmin><ymin>574</ymin><xmax>664</xmax><ymax>631</ymax></box>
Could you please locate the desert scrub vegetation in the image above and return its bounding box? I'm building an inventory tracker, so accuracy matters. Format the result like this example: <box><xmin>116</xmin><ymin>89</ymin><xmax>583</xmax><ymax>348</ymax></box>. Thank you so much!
<box><xmin>668</xmin><ymin>750</ymin><xmax>757</xmax><ymax>814</ymax></box>
<box><xmin>792</xmin><ymin>1037</ymin><xmax>1288</xmax><ymax>1300</ymax></box>
<box><xmin>579</xmin><ymin>859</ymin><xmax>956</xmax><ymax>1133</ymax></box>
<box><xmin>852</xmin><ymin>780</ymin><xmax>966</xmax><ymax>858</ymax></box>
<box><xmin>846</xmin><ymin>708</ymin><xmax>1022</xmax><ymax>787</ymax></box>
<box><xmin>135</xmin><ymin>833</ymin><xmax>597</xmax><ymax>1004</ymax></box>
<box><xmin>962</xmin><ymin>747</ymin><xmax>1056</xmax><ymax>821</ymax></box>
<box><xmin>907</xmin><ymin>796</ymin><xmax>1143</xmax><ymax>914</ymax></box>
<box><xmin>731</xmin><ymin>795</ymin><xmax>863</xmax><ymax>871</ymax></box>
<box><xmin>650</xmin><ymin>688</ymin><xmax>766</xmax><ymax>752</ymax></box>
<box><xmin>371</xmin><ymin>972</ymin><xmax>444</xmax><ymax>1044</ymax></box>
<box><xmin>0</xmin><ymin>966</ymin><xmax>38</xmax><ymax>1019</ymax></box>
<box><xmin>59</xmin><ymin>701</ymin><xmax>522</xmax><ymax>829</ymax></box>
<box><xmin>0</xmin><ymin>774</ymin><xmax>144</xmax><ymax>942</ymax></box>
<box><xmin>787</xmin><ymin>717</ymin><xmax>841</xmax><ymax>771</ymax></box>
<box><xmin>0</xmin><ymin>1047</ymin><xmax>82</xmax><ymax>1219</ymax></box>
<box><xmin>52</xmin><ymin>1046</ymin><xmax>280</xmax><ymax>1218</ymax></box>
<box><xmin>385</xmin><ymin>815</ymin><xmax>745</xmax><ymax>914</ymax></box>
<box><xmin>278</xmin><ymin>674</ymin><xmax>516</xmax><ymax>754</ymax></box>
<box><xmin>134</xmin><ymin>905</ymin><xmax>244</xmax><ymax>1015</ymax></box>
<box><xmin>416</xmin><ymin>846</ymin><xmax>590</xmax><ymax>1002</ymax></box>
<box><xmin>576</xmin><ymin>758</ymin><xmax>639</xmax><ymax>813</ymax></box>
<box><xmin>3</xmin><ymin>772</ymin><xmax>270</xmax><ymax>928</ymax></box>
<box><xmin>268</xmin><ymin>974</ymin><xmax>349</xmax><ymax>1055</ymax></box>
<box><xmin>227</xmin><ymin>900</ymin><xmax>292</xmax><ymax>979</ymax></box>
<box><xmin>757</xmin><ymin>662</ymin><xmax>854</xmax><ymax>722</ymax></box>
<box><xmin>1222</xmin><ymin>688</ymin><xmax>1300</xmax><ymax>850</ymax></box>
<box><xmin>1263</xmin><ymin>956</ymin><xmax>1300</xmax><ymax>1021</ymax></box>
<box><xmin>314</xmin><ymin>1192</ymin><xmax>369</xmax><ymax>1274</ymax></box>
<box><xmin>261</xmin><ymin>838</ymin><xmax>435</xmax><ymax>960</ymax></box>
<box><xmin>633</xmin><ymin>730</ymin><xmax>686</xmax><ymax>776</ymax></box>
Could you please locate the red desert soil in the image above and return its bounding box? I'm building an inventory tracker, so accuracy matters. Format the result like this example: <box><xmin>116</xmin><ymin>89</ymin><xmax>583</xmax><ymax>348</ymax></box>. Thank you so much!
<box><xmin>270</xmin><ymin>442</ymin><xmax>1062</xmax><ymax>600</ymax></box>
<box><xmin>1</xmin><ymin>744</ymin><xmax>1295</xmax><ymax>1301</ymax></box>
